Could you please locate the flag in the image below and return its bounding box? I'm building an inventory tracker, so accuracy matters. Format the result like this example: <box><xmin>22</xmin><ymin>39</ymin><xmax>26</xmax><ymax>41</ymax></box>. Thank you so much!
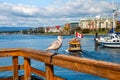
<box><xmin>75</xmin><ymin>32</ymin><xmax>83</xmax><ymax>38</ymax></box>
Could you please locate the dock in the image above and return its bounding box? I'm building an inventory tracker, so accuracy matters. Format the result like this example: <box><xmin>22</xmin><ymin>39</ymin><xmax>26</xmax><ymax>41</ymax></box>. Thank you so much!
<box><xmin>0</xmin><ymin>48</ymin><xmax>120</xmax><ymax>80</ymax></box>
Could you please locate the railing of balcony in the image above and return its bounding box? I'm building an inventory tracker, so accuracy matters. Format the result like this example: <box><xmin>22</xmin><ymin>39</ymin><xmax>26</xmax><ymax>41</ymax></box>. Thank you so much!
<box><xmin>0</xmin><ymin>48</ymin><xmax>120</xmax><ymax>80</ymax></box>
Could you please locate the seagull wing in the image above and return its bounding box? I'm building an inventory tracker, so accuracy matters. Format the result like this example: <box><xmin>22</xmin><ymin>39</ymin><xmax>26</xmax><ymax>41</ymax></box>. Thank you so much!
<box><xmin>46</xmin><ymin>40</ymin><xmax>61</xmax><ymax>50</ymax></box>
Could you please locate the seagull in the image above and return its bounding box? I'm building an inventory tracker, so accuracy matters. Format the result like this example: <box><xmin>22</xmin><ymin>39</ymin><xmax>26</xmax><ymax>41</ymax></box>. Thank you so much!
<box><xmin>46</xmin><ymin>36</ymin><xmax>62</xmax><ymax>54</ymax></box>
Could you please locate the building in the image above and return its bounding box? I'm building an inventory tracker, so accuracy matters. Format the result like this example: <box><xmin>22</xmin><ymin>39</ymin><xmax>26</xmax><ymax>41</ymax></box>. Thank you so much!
<box><xmin>45</xmin><ymin>26</ymin><xmax>62</xmax><ymax>33</ymax></box>
<box><xmin>64</xmin><ymin>22</ymin><xmax>79</xmax><ymax>31</ymax></box>
<box><xmin>79</xmin><ymin>17</ymin><xmax>116</xmax><ymax>30</ymax></box>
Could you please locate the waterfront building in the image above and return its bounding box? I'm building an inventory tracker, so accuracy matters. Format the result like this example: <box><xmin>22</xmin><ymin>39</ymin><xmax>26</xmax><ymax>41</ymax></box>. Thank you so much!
<box><xmin>45</xmin><ymin>26</ymin><xmax>62</xmax><ymax>33</ymax></box>
<box><xmin>64</xmin><ymin>23</ymin><xmax>70</xmax><ymax>31</ymax></box>
<box><xmin>64</xmin><ymin>22</ymin><xmax>79</xmax><ymax>31</ymax></box>
<box><xmin>27</xmin><ymin>27</ymin><xmax>45</xmax><ymax>34</ymax></box>
<box><xmin>79</xmin><ymin>16</ymin><xmax>116</xmax><ymax>30</ymax></box>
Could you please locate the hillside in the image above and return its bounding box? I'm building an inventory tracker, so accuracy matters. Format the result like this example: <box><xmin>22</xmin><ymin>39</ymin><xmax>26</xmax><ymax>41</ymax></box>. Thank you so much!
<box><xmin>0</xmin><ymin>27</ymin><xmax>32</xmax><ymax>32</ymax></box>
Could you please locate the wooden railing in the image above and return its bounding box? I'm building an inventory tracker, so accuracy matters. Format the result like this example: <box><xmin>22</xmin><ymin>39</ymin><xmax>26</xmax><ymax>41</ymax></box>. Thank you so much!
<box><xmin>0</xmin><ymin>48</ymin><xmax>120</xmax><ymax>80</ymax></box>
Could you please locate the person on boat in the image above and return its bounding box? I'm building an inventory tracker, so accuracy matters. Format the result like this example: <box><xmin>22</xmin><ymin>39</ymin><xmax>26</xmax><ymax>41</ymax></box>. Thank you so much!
<box><xmin>94</xmin><ymin>32</ymin><xmax>100</xmax><ymax>41</ymax></box>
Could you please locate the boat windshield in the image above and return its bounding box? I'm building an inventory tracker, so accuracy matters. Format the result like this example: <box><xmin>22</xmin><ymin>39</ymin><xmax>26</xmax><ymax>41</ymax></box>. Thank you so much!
<box><xmin>110</xmin><ymin>34</ymin><xmax>120</xmax><ymax>39</ymax></box>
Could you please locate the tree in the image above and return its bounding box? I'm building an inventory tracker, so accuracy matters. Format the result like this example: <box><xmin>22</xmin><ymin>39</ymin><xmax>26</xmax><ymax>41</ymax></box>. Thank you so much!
<box><xmin>74</xmin><ymin>26</ymin><xmax>81</xmax><ymax>32</ymax></box>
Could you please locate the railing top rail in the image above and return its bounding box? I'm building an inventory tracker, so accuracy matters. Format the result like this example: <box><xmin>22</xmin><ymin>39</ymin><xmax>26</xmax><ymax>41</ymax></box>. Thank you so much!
<box><xmin>0</xmin><ymin>48</ymin><xmax>120</xmax><ymax>68</ymax></box>
<box><xmin>52</xmin><ymin>54</ymin><xmax>120</xmax><ymax>71</ymax></box>
<box><xmin>0</xmin><ymin>48</ymin><xmax>120</xmax><ymax>66</ymax></box>
<box><xmin>0</xmin><ymin>48</ymin><xmax>21</xmax><ymax>52</ymax></box>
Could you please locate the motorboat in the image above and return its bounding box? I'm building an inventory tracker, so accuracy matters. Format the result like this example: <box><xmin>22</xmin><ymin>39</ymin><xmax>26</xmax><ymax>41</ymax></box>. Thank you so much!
<box><xmin>67</xmin><ymin>38</ymin><xmax>82</xmax><ymax>52</ymax></box>
<box><xmin>95</xmin><ymin>33</ymin><xmax>120</xmax><ymax>47</ymax></box>
<box><xmin>95</xmin><ymin>33</ymin><xmax>112</xmax><ymax>45</ymax></box>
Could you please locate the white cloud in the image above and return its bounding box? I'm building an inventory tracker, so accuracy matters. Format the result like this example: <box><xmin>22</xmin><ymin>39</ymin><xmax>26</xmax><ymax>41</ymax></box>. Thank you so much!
<box><xmin>12</xmin><ymin>4</ymin><xmax>39</xmax><ymax>16</ymax></box>
<box><xmin>0</xmin><ymin>0</ymin><xmax>116</xmax><ymax>27</ymax></box>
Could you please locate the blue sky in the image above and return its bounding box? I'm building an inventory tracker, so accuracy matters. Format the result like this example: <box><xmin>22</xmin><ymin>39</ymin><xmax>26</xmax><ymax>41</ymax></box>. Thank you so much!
<box><xmin>0</xmin><ymin>0</ymin><xmax>119</xmax><ymax>27</ymax></box>
<box><xmin>0</xmin><ymin>0</ymin><xmax>54</xmax><ymax>7</ymax></box>
<box><xmin>0</xmin><ymin>0</ymin><xmax>69</xmax><ymax>7</ymax></box>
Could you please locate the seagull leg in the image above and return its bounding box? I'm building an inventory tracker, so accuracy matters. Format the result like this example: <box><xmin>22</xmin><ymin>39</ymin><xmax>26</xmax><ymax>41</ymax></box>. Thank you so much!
<box><xmin>50</xmin><ymin>51</ymin><xmax>57</xmax><ymax>63</ymax></box>
<box><xmin>54</xmin><ymin>50</ymin><xmax>57</xmax><ymax>55</ymax></box>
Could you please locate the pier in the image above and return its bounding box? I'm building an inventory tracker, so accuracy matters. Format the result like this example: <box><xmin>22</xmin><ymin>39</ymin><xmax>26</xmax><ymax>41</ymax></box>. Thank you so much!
<box><xmin>0</xmin><ymin>48</ymin><xmax>120</xmax><ymax>80</ymax></box>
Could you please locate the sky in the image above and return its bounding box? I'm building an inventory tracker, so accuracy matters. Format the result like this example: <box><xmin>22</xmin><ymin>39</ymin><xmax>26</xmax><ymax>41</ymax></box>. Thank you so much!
<box><xmin>0</xmin><ymin>0</ymin><xmax>119</xmax><ymax>27</ymax></box>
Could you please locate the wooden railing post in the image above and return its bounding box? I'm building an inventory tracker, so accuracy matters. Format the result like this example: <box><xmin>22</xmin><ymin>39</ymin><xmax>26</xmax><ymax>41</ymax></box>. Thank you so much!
<box><xmin>45</xmin><ymin>63</ymin><xmax>54</xmax><ymax>80</ymax></box>
<box><xmin>24</xmin><ymin>58</ymin><xmax>31</xmax><ymax>80</ymax></box>
<box><xmin>13</xmin><ymin>56</ymin><xmax>19</xmax><ymax>80</ymax></box>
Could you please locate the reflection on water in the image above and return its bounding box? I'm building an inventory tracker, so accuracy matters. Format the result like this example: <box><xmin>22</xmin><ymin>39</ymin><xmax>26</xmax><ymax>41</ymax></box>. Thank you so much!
<box><xmin>95</xmin><ymin>45</ymin><xmax>120</xmax><ymax>54</ymax></box>
<box><xmin>95</xmin><ymin>45</ymin><xmax>120</xmax><ymax>63</ymax></box>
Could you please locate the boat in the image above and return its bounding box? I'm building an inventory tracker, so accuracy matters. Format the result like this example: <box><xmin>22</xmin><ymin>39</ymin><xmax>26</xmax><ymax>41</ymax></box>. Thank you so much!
<box><xmin>97</xmin><ymin>33</ymin><xmax>120</xmax><ymax>47</ymax></box>
<box><xmin>95</xmin><ymin>0</ymin><xmax>120</xmax><ymax>48</ymax></box>
<box><xmin>67</xmin><ymin>38</ymin><xmax>82</xmax><ymax>52</ymax></box>
<box><xmin>95</xmin><ymin>30</ymin><xmax>120</xmax><ymax>48</ymax></box>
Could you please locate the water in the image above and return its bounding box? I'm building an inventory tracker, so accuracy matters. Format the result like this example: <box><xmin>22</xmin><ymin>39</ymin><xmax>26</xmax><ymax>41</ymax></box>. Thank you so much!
<box><xmin>0</xmin><ymin>34</ymin><xmax>120</xmax><ymax>80</ymax></box>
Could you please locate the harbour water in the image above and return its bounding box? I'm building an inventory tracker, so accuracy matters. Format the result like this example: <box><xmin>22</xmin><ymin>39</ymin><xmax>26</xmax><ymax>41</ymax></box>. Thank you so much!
<box><xmin>0</xmin><ymin>34</ymin><xmax>120</xmax><ymax>80</ymax></box>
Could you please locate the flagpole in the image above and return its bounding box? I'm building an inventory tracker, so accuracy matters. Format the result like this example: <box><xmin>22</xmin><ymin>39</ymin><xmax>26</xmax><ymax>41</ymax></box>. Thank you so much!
<box><xmin>75</xmin><ymin>31</ymin><xmax>77</xmax><ymax>38</ymax></box>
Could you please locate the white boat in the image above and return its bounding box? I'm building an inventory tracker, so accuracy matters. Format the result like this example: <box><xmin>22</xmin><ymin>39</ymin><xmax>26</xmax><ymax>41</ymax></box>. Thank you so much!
<box><xmin>98</xmin><ymin>33</ymin><xmax>120</xmax><ymax>47</ymax></box>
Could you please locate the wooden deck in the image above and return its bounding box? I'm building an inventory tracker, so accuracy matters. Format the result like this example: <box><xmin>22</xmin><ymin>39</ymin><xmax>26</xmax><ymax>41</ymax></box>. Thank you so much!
<box><xmin>0</xmin><ymin>48</ymin><xmax>120</xmax><ymax>80</ymax></box>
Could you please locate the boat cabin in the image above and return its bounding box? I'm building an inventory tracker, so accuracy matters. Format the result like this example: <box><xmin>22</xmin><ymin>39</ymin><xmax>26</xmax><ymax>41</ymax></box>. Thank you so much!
<box><xmin>68</xmin><ymin>38</ymin><xmax>82</xmax><ymax>52</ymax></box>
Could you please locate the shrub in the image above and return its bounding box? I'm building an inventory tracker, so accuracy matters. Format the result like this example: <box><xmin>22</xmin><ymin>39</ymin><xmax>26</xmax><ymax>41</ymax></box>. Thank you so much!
<box><xmin>82</xmin><ymin>29</ymin><xmax>90</xmax><ymax>34</ymax></box>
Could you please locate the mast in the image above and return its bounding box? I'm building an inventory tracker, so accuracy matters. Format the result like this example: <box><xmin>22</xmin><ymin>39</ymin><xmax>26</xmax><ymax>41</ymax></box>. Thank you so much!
<box><xmin>112</xmin><ymin>0</ymin><xmax>115</xmax><ymax>33</ymax></box>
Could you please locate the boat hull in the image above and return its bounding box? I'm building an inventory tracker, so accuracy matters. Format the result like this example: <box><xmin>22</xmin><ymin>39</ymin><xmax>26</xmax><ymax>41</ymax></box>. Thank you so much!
<box><xmin>68</xmin><ymin>49</ymin><xmax>82</xmax><ymax>52</ymax></box>
<box><xmin>101</xmin><ymin>42</ymin><xmax>120</xmax><ymax>48</ymax></box>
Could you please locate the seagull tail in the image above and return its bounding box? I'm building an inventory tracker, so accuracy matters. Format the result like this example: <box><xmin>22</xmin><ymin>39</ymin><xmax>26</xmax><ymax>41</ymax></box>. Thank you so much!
<box><xmin>45</xmin><ymin>48</ymin><xmax>49</xmax><ymax>51</ymax></box>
